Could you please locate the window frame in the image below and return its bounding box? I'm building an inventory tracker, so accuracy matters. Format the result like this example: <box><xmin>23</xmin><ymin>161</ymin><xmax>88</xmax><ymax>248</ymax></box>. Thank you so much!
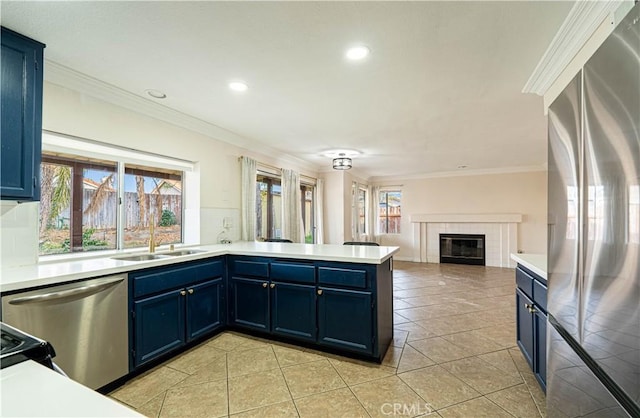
<box><xmin>256</xmin><ymin>173</ymin><xmax>282</xmax><ymax>240</ymax></box>
<box><xmin>301</xmin><ymin>181</ymin><xmax>316</xmax><ymax>243</ymax></box>
<box><xmin>39</xmin><ymin>131</ymin><xmax>191</xmax><ymax>257</ymax></box>
<box><xmin>378</xmin><ymin>189</ymin><xmax>402</xmax><ymax>235</ymax></box>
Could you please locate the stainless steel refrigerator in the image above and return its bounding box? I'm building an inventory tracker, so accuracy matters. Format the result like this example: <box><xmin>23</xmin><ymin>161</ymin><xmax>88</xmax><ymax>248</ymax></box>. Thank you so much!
<box><xmin>547</xmin><ymin>3</ymin><xmax>640</xmax><ymax>417</ymax></box>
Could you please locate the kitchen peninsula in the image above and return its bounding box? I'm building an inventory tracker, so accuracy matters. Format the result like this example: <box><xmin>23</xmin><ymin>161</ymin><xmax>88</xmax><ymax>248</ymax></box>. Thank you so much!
<box><xmin>1</xmin><ymin>242</ymin><xmax>398</xmax><ymax>392</ymax></box>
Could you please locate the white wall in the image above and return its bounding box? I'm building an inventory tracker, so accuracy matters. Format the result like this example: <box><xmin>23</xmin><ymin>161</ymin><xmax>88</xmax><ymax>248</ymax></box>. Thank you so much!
<box><xmin>376</xmin><ymin>171</ymin><xmax>547</xmax><ymax>261</ymax></box>
<box><xmin>321</xmin><ymin>170</ymin><xmax>346</xmax><ymax>244</ymax></box>
<box><xmin>0</xmin><ymin>81</ymin><xmax>318</xmax><ymax>267</ymax></box>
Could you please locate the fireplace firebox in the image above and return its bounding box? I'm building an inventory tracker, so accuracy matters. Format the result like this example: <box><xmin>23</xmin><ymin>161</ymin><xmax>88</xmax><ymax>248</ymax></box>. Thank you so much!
<box><xmin>439</xmin><ymin>234</ymin><xmax>486</xmax><ymax>266</ymax></box>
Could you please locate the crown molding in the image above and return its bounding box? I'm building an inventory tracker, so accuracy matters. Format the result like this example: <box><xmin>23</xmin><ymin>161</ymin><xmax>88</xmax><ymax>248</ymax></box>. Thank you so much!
<box><xmin>44</xmin><ymin>60</ymin><xmax>318</xmax><ymax>172</ymax></box>
<box><xmin>369</xmin><ymin>164</ymin><xmax>546</xmax><ymax>184</ymax></box>
<box><xmin>522</xmin><ymin>0</ymin><xmax>626</xmax><ymax>96</ymax></box>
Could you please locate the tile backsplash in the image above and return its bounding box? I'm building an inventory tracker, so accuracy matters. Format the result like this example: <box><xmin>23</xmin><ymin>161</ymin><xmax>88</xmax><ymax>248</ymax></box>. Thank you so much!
<box><xmin>200</xmin><ymin>207</ymin><xmax>240</xmax><ymax>245</ymax></box>
<box><xmin>1</xmin><ymin>201</ymin><xmax>39</xmax><ymax>268</ymax></box>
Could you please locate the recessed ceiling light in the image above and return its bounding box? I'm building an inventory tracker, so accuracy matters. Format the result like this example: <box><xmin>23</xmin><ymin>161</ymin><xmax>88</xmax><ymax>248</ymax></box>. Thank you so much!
<box><xmin>229</xmin><ymin>81</ymin><xmax>248</xmax><ymax>92</ymax></box>
<box><xmin>345</xmin><ymin>45</ymin><xmax>370</xmax><ymax>61</ymax></box>
<box><xmin>145</xmin><ymin>89</ymin><xmax>166</xmax><ymax>99</ymax></box>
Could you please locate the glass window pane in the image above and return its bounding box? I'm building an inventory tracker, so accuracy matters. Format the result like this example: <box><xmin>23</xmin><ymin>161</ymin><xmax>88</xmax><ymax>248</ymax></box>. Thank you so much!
<box><xmin>82</xmin><ymin>166</ymin><xmax>117</xmax><ymax>252</ymax></box>
<box><xmin>378</xmin><ymin>190</ymin><xmax>402</xmax><ymax>234</ymax></box>
<box><xmin>302</xmin><ymin>186</ymin><xmax>314</xmax><ymax>243</ymax></box>
<box><xmin>124</xmin><ymin>167</ymin><xmax>182</xmax><ymax>248</ymax></box>
<box><xmin>39</xmin><ymin>162</ymin><xmax>73</xmax><ymax>255</ymax></box>
<box><xmin>358</xmin><ymin>188</ymin><xmax>366</xmax><ymax>234</ymax></box>
<box><xmin>271</xmin><ymin>183</ymin><xmax>282</xmax><ymax>238</ymax></box>
<box><xmin>39</xmin><ymin>155</ymin><xmax>118</xmax><ymax>255</ymax></box>
<box><xmin>256</xmin><ymin>179</ymin><xmax>268</xmax><ymax>239</ymax></box>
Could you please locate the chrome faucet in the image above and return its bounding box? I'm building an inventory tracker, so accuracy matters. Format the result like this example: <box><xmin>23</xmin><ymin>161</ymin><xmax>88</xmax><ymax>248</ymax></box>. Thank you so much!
<box><xmin>149</xmin><ymin>218</ymin><xmax>156</xmax><ymax>253</ymax></box>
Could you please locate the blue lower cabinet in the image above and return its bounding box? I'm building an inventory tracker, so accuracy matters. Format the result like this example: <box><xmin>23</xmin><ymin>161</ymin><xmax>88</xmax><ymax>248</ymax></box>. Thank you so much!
<box><xmin>134</xmin><ymin>289</ymin><xmax>186</xmax><ymax>367</ymax></box>
<box><xmin>317</xmin><ymin>287</ymin><xmax>373</xmax><ymax>355</ymax></box>
<box><xmin>230</xmin><ymin>277</ymin><xmax>270</xmax><ymax>332</ymax></box>
<box><xmin>270</xmin><ymin>281</ymin><xmax>316</xmax><ymax>342</ymax></box>
<box><xmin>515</xmin><ymin>264</ymin><xmax>547</xmax><ymax>391</ymax></box>
<box><xmin>516</xmin><ymin>287</ymin><xmax>535</xmax><ymax>369</ymax></box>
<box><xmin>186</xmin><ymin>278</ymin><xmax>224</xmax><ymax>341</ymax></box>
<box><xmin>534</xmin><ymin>309</ymin><xmax>547</xmax><ymax>390</ymax></box>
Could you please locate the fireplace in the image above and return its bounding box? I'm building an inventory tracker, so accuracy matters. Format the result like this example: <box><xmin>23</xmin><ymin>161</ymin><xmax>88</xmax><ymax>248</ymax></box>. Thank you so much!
<box><xmin>439</xmin><ymin>234</ymin><xmax>486</xmax><ymax>266</ymax></box>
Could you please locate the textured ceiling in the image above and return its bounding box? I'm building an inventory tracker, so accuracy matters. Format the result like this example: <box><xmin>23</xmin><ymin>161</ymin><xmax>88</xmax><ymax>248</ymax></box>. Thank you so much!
<box><xmin>1</xmin><ymin>1</ymin><xmax>573</xmax><ymax>179</ymax></box>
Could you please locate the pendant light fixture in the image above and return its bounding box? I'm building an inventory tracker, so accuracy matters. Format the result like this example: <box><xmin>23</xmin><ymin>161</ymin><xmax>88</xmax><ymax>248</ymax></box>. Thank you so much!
<box><xmin>332</xmin><ymin>153</ymin><xmax>352</xmax><ymax>170</ymax></box>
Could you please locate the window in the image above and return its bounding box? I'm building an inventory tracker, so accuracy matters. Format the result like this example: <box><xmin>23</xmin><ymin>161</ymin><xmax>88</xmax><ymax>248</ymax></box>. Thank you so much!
<box><xmin>379</xmin><ymin>190</ymin><xmax>402</xmax><ymax>234</ymax></box>
<box><xmin>358</xmin><ymin>186</ymin><xmax>367</xmax><ymax>235</ymax></box>
<box><xmin>256</xmin><ymin>174</ymin><xmax>282</xmax><ymax>240</ymax></box>
<box><xmin>352</xmin><ymin>183</ymin><xmax>367</xmax><ymax>238</ymax></box>
<box><xmin>38</xmin><ymin>132</ymin><xmax>188</xmax><ymax>256</ymax></box>
<box><xmin>301</xmin><ymin>183</ymin><xmax>315</xmax><ymax>243</ymax></box>
<box><xmin>255</xmin><ymin>170</ymin><xmax>317</xmax><ymax>243</ymax></box>
<box><xmin>123</xmin><ymin>165</ymin><xmax>183</xmax><ymax>248</ymax></box>
<box><xmin>39</xmin><ymin>154</ymin><xmax>118</xmax><ymax>255</ymax></box>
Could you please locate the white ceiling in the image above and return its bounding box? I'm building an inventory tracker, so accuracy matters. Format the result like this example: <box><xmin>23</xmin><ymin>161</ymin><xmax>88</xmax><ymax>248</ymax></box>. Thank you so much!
<box><xmin>1</xmin><ymin>1</ymin><xmax>573</xmax><ymax>180</ymax></box>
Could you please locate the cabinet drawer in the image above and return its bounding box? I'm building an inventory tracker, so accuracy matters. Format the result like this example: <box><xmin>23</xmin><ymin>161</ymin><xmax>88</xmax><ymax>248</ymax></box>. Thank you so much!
<box><xmin>516</xmin><ymin>266</ymin><xmax>534</xmax><ymax>299</ymax></box>
<box><xmin>318</xmin><ymin>267</ymin><xmax>367</xmax><ymax>289</ymax></box>
<box><xmin>533</xmin><ymin>279</ymin><xmax>547</xmax><ymax>313</ymax></box>
<box><xmin>133</xmin><ymin>259</ymin><xmax>224</xmax><ymax>298</ymax></box>
<box><xmin>231</xmin><ymin>259</ymin><xmax>269</xmax><ymax>278</ymax></box>
<box><xmin>270</xmin><ymin>262</ymin><xmax>315</xmax><ymax>284</ymax></box>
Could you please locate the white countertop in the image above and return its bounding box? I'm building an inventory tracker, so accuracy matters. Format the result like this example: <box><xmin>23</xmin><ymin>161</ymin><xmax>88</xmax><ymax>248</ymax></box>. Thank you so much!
<box><xmin>510</xmin><ymin>253</ymin><xmax>547</xmax><ymax>280</ymax></box>
<box><xmin>0</xmin><ymin>361</ymin><xmax>142</xmax><ymax>417</ymax></box>
<box><xmin>1</xmin><ymin>242</ymin><xmax>399</xmax><ymax>293</ymax></box>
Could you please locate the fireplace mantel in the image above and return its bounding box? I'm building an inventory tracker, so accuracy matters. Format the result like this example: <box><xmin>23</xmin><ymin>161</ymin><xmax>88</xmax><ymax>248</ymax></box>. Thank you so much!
<box><xmin>410</xmin><ymin>213</ymin><xmax>522</xmax><ymax>223</ymax></box>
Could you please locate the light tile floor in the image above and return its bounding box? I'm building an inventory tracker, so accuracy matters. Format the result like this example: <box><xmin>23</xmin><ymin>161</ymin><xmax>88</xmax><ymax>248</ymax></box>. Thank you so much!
<box><xmin>110</xmin><ymin>261</ymin><xmax>546</xmax><ymax>417</ymax></box>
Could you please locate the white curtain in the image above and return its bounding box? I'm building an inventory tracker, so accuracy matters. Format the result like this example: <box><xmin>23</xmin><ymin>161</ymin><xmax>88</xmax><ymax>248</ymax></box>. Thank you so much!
<box><xmin>315</xmin><ymin>178</ymin><xmax>324</xmax><ymax>244</ymax></box>
<box><xmin>281</xmin><ymin>168</ymin><xmax>303</xmax><ymax>243</ymax></box>
<box><xmin>240</xmin><ymin>156</ymin><xmax>257</xmax><ymax>241</ymax></box>
<box><xmin>368</xmin><ymin>185</ymin><xmax>381</xmax><ymax>244</ymax></box>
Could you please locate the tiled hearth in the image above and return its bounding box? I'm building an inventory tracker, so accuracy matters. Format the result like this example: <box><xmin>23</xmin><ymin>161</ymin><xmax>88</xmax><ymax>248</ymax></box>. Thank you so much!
<box><xmin>411</xmin><ymin>214</ymin><xmax>522</xmax><ymax>268</ymax></box>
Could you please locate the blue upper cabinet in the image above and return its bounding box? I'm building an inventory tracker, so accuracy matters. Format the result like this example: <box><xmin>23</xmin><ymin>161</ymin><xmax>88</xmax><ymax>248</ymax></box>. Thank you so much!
<box><xmin>1</xmin><ymin>27</ymin><xmax>45</xmax><ymax>201</ymax></box>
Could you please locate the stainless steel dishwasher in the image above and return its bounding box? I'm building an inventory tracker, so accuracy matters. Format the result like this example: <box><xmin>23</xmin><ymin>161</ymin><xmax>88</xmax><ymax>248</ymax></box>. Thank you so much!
<box><xmin>1</xmin><ymin>275</ymin><xmax>129</xmax><ymax>389</ymax></box>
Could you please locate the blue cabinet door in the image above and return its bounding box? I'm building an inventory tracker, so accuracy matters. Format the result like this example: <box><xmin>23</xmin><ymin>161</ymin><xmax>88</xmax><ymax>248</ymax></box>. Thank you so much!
<box><xmin>534</xmin><ymin>309</ymin><xmax>547</xmax><ymax>391</ymax></box>
<box><xmin>317</xmin><ymin>287</ymin><xmax>373</xmax><ymax>355</ymax></box>
<box><xmin>271</xmin><ymin>281</ymin><xmax>316</xmax><ymax>342</ymax></box>
<box><xmin>186</xmin><ymin>278</ymin><xmax>224</xmax><ymax>341</ymax></box>
<box><xmin>1</xmin><ymin>28</ymin><xmax>44</xmax><ymax>201</ymax></box>
<box><xmin>134</xmin><ymin>289</ymin><xmax>185</xmax><ymax>367</ymax></box>
<box><xmin>230</xmin><ymin>276</ymin><xmax>270</xmax><ymax>332</ymax></box>
<box><xmin>516</xmin><ymin>288</ymin><xmax>534</xmax><ymax>369</ymax></box>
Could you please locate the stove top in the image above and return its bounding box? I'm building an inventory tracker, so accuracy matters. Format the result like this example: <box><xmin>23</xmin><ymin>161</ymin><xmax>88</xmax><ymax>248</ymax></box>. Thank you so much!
<box><xmin>0</xmin><ymin>322</ymin><xmax>56</xmax><ymax>369</ymax></box>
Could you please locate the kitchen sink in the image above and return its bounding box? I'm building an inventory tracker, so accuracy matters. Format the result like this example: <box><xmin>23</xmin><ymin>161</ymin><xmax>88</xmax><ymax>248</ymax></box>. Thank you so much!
<box><xmin>164</xmin><ymin>249</ymin><xmax>206</xmax><ymax>256</ymax></box>
<box><xmin>112</xmin><ymin>254</ymin><xmax>171</xmax><ymax>262</ymax></box>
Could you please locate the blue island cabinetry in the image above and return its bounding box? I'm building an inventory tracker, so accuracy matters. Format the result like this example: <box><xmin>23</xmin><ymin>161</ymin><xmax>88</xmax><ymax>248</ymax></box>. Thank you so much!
<box><xmin>228</xmin><ymin>256</ymin><xmax>393</xmax><ymax>361</ymax></box>
<box><xmin>0</xmin><ymin>27</ymin><xmax>45</xmax><ymax>201</ymax></box>
<box><xmin>128</xmin><ymin>253</ymin><xmax>393</xmax><ymax>373</ymax></box>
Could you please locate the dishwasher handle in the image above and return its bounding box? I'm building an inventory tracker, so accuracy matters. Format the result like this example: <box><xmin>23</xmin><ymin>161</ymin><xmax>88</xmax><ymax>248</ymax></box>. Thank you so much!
<box><xmin>8</xmin><ymin>277</ymin><xmax>125</xmax><ymax>306</ymax></box>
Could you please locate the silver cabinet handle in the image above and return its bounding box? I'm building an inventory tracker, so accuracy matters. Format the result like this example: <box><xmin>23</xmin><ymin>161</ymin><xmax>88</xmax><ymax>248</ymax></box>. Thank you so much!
<box><xmin>188</xmin><ymin>289</ymin><xmax>194</xmax><ymax>294</ymax></box>
<box><xmin>180</xmin><ymin>290</ymin><xmax>187</xmax><ymax>296</ymax></box>
<box><xmin>8</xmin><ymin>278</ymin><xmax>124</xmax><ymax>306</ymax></box>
